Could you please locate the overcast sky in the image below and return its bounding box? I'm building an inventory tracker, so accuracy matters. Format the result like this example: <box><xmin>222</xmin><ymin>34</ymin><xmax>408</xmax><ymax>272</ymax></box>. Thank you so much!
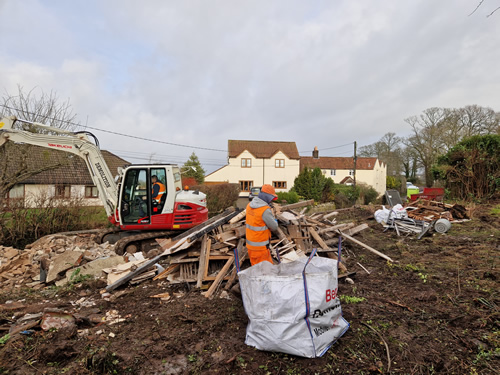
<box><xmin>1</xmin><ymin>0</ymin><xmax>499</xmax><ymax>174</ymax></box>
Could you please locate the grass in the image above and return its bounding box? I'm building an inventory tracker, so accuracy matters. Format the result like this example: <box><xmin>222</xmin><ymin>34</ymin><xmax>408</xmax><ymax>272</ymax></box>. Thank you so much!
<box><xmin>490</xmin><ymin>204</ymin><xmax>500</xmax><ymax>216</ymax></box>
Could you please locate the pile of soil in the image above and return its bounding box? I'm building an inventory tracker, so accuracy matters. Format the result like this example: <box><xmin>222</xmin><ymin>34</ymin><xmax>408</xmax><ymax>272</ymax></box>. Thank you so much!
<box><xmin>0</xmin><ymin>203</ymin><xmax>498</xmax><ymax>374</ymax></box>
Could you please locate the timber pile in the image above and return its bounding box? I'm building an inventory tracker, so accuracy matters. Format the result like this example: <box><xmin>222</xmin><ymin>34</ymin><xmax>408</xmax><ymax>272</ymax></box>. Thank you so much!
<box><xmin>405</xmin><ymin>200</ymin><xmax>469</xmax><ymax>221</ymax></box>
<box><xmin>145</xmin><ymin>201</ymin><xmax>384</xmax><ymax>297</ymax></box>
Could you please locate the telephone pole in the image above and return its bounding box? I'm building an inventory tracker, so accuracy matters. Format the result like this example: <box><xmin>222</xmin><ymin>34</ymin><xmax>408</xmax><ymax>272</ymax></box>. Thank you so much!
<box><xmin>353</xmin><ymin>141</ymin><xmax>357</xmax><ymax>187</ymax></box>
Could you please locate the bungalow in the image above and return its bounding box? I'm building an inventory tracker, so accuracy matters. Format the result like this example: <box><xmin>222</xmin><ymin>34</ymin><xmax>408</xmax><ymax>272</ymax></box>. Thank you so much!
<box><xmin>4</xmin><ymin>145</ymin><xmax>129</xmax><ymax>208</ymax></box>
<box><xmin>205</xmin><ymin>140</ymin><xmax>300</xmax><ymax>196</ymax></box>
<box><xmin>300</xmin><ymin>147</ymin><xmax>387</xmax><ymax>196</ymax></box>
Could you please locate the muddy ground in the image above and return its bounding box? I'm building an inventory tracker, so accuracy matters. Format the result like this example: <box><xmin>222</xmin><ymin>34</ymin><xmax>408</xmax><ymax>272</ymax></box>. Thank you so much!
<box><xmin>0</xmin><ymin>203</ymin><xmax>499</xmax><ymax>374</ymax></box>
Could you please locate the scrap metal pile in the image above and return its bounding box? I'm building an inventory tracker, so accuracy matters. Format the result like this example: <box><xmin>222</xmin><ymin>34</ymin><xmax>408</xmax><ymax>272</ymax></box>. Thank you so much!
<box><xmin>376</xmin><ymin>197</ymin><xmax>469</xmax><ymax>238</ymax></box>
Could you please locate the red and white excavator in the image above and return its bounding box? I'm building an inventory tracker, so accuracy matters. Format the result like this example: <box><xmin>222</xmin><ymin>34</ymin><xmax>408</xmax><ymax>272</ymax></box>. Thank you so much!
<box><xmin>0</xmin><ymin>116</ymin><xmax>209</xmax><ymax>253</ymax></box>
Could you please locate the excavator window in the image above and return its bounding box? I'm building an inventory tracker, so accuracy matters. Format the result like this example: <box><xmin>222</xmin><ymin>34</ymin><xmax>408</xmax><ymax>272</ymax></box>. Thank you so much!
<box><xmin>120</xmin><ymin>168</ymin><xmax>150</xmax><ymax>223</ymax></box>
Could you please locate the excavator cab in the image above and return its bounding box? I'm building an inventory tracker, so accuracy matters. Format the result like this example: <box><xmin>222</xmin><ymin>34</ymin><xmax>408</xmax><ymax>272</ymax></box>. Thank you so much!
<box><xmin>119</xmin><ymin>167</ymin><xmax>170</xmax><ymax>224</ymax></box>
<box><xmin>118</xmin><ymin>165</ymin><xmax>190</xmax><ymax>229</ymax></box>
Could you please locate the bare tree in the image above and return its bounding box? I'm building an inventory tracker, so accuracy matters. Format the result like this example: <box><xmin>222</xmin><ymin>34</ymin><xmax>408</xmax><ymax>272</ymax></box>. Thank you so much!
<box><xmin>359</xmin><ymin>132</ymin><xmax>403</xmax><ymax>176</ymax></box>
<box><xmin>400</xmin><ymin>143</ymin><xmax>420</xmax><ymax>183</ymax></box>
<box><xmin>0</xmin><ymin>86</ymin><xmax>80</xmax><ymax>205</ymax></box>
<box><xmin>404</xmin><ymin>107</ymin><xmax>450</xmax><ymax>187</ymax></box>
<box><xmin>469</xmin><ymin>1</ymin><xmax>500</xmax><ymax>17</ymax></box>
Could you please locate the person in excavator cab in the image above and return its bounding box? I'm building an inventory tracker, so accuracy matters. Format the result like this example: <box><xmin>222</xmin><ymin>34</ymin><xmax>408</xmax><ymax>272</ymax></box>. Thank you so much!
<box><xmin>245</xmin><ymin>184</ymin><xmax>279</xmax><ymax>266</ymax></box>
<box><xmin>139</xmin><ymin>175</ymin><xmax>166</xmax><ymax>217</ymax></box>
<box><xmin>151</xmin><ymin>175</ymin><xmax>166</xmax><ymax>203</ymax></box>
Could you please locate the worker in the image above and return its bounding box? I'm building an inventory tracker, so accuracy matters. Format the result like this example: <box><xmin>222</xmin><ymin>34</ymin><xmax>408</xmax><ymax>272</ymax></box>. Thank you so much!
<box><xmin>245</xmin><ymin>184</ymin><xmax>279</xmax><ymax>266</ymax></box>
<box><xmin>151</xmin><ymin>175</ymin><xmax>166</xmax><ymax>203</ymax></box>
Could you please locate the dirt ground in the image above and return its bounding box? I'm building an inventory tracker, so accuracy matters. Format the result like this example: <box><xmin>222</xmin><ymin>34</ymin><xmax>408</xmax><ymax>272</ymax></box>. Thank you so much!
<box><xmin>1</xmin><ymin>203</ymin><xmax>499</xmax><ymax>374</ymax></box>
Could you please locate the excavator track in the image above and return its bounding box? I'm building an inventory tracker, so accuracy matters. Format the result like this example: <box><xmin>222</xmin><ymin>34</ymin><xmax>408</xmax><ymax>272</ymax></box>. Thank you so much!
<box><xmin>113</xmin><ymin>230</ymin><xmax>178</xmax><ymax>255</ymax></box>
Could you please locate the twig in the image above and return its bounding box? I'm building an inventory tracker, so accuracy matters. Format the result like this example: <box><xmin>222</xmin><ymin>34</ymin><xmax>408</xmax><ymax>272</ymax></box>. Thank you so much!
<box><xmin>356</xmin><ymin>262</ymin><xmax>371</xmax><ymax>275</ymax></box>
<box><xmin>385</xmin><ymin>299</ymin><xmax>415</xmax><ymax>313</ymax></box>
<box><xmin>361</xmin><ymin>322</ymin><xmax>391</xmax><ymax>374</ymax></box>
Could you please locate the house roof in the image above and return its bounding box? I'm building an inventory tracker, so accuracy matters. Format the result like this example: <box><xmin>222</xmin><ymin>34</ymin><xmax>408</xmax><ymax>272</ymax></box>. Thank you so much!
<box><xmin>339</xmin><ymin>176</ymin><xmax>355</xmax><ymax>184</ymax></box>
<box><xmin>4</xmin><ymin>144</ymin><xmax>129</xmax><ymax>185</ymax></box>
<box><xmin>300</xmin><ymin>156</ymin><xmax>380</xmax><ymax>170</ymax></box>
<box><xmin>228</xmin><ymin>140</ymin><xmax>300</xmax><ymax>160</ymax></box>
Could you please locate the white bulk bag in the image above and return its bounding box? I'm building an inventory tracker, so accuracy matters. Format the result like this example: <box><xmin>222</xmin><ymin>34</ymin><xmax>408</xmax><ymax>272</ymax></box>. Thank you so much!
<box><xmin>238</xmin><ymin>250</ymin><xmax>349</xmax><ymax>358</ymax></box>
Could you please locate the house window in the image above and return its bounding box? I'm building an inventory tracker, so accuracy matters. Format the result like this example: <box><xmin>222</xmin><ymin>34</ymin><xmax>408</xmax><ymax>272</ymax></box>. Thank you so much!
<box><xmin>273</xmin><ymin>181</ymin><xmax>287</xmax><ymax>189</ymax></box>
<box><xmin>349</xmin><ymin>170</ymin><xmax>354</xmax><ymax>176</ymax></box>
<box><xmin>85</xmin><ymin>186</ymin><xmax>99</xmax><ymax>198</ymax></box>
<box><xmin>241</xmin><ymin>158</ymin><xmax>252</xmax><ymax>168</ymax></box>
<box><xmin>330</xmin><ymin>169</ymin><xmax>336</xmax><ymax>176</ymax></box>
<box><xmin>275</xmin><ymin>159</ymin><xmax>285</xmax><ymax>168</ymax></box>
<box><xmin>239</xmin><ymin>180</ymin><xmax>253</xmax><ymax>192</ymax></box>
<box><xmin>55</xmin><ymin>184</ymin><xmax>71</xmax><ymax>198</ymax></box>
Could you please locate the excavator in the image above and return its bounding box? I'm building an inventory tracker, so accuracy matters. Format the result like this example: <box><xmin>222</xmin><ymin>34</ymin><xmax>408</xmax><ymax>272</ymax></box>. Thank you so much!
<box><xmin>0</xmin><ymin>116</ymin><xmax>209</xmax><ymax>254</ymax></box>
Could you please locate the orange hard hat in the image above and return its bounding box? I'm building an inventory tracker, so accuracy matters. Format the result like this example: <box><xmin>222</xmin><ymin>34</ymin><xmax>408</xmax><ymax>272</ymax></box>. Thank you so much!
<box><xmin>261</xmin><ymin>184</ymin><xmax>278</xmax><ymax>200</ymax></box>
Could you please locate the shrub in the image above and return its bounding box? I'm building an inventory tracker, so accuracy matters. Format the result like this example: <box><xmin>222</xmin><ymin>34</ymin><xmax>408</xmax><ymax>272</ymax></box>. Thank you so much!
<box><xmin>358</xmin><ymin>183</ymin><xmax>379</xmax><ymax>205</ymax></box>
<box><xmin>433</xmin><ymin>134</ymin><xmax>500</xmax><ymax>200</ymax></box>
<box><xmin>292</xmin><ymin>167</ymin><xmax>335</xmax><ymax>203</ymax></box>
<box><xmin>0</xmin><ymin>193</ymin><xmax>107</xmax><ymax>249</ymax></box>
<box><xmin>276</xmin><ymin>191</ymin><xmax>299</xmax><ymax>204</ymax></box>
<box><xmin>386</xmin><ymin>175</ymin><xmax>402</xmax><ymax>190</ymax></box>
<box><xmin>191</xmin><ymin>183</ymin><xmax>240</xmax><ymax>216</ymax></box>
<box><xmin>332</xmin><ymin>184</ymin><xmax>360</xmax><ymax>207</ymax></box>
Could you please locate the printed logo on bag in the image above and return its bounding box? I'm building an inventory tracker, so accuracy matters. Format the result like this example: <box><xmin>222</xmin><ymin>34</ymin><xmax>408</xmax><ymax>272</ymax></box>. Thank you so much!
<box><xmin>311</xmin><ymin>301</ymin><xmax>341</xmax><ymax>319</ymax></box>
<box><xmin>313</xmin><ymin>318</ymin><xmax>341</xmax><ymax>338</ymax></box>
<box><xmin>325</xmin><ymin>287</ymin><xmax>338</xmax><ymax>302</ymax></box>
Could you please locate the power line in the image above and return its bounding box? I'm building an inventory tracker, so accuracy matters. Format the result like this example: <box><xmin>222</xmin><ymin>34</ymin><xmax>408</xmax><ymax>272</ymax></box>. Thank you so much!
<box><xmin>1</xmin><ymin>104</ymin><xmax>227</xmax><ymax>152</ymax></box>
<box><xmin>298</xmin><ymin>142</ymin><xmax>354</xmax><ymax>154</ymax></box>
<box><xmin>1</xmin><ymin>104</ymin><xmax>355</xmax><ymax>157</ymax></box>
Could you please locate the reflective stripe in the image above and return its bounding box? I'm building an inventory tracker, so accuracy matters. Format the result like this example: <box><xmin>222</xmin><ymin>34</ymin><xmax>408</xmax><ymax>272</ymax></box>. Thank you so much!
<box><xmin>246</xmin><ymin>224</ymin><xmax>268</xmax><ymax>231</ymax></box>
<box><xmin>246</xmin><ymin>239</ymin><xmax>269</xmax><ymax>247</ymax></box>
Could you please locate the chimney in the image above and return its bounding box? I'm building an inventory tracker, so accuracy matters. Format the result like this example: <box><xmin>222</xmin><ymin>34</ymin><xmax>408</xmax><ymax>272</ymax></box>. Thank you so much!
<box><xmin>312</xmin><ymin>146</ymin><xmax>319</xmax><ymax>159</ymax></box>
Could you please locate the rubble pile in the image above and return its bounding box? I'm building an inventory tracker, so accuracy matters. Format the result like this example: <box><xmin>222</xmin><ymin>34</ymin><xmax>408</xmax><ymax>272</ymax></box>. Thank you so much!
<box><xmin>0</xmin><ymin>234</ymin><xmax>118</xmax><ymax>291</ymax></box>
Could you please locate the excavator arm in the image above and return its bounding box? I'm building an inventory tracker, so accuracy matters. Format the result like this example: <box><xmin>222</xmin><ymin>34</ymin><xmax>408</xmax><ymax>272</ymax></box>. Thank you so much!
<box><xmin>0</xmin><ymin>116</ymin><xmax>119</xmax><ymax>218</ymax></box>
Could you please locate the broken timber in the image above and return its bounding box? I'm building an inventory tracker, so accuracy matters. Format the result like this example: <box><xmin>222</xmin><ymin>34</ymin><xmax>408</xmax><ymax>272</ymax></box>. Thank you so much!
<box><xmin>105</xmin><ymin>208</ymin><xmax>241</xmax><ymax>292</ymax></box>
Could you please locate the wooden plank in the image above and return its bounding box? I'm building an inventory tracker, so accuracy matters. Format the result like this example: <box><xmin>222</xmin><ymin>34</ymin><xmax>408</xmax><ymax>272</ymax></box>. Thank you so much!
<box><xmin>339</xmin><ymin>231</ymin><xmax>394</xmax><ymax>262</ymax></box>
<box><xmin>153</xmin><ymin>264</ymin><xmax>180</xmax><ymax>280</ymax></box>
<box><xmin>229</xmin><ymin>209</ymin><xmax>246</xmax><ymax>224</ymax></box>
<box><xmin>318</xmin><ymin>222</ymin><xmax>355</xmax><ymax>235</ymax></box>
<box><xmin>205</xmin><ymin>257</ymin><xmax>234</xmax><ymax>298</ymax></box>
<box><xmin>275</xmin><ymin>227</ymin><xmax>291</xmax><ymax>246</ymax></box>
<box><xmin>216</xmin><ymin>230</ymin><xmax>237</xmax><ymax>243</ymax></box>
<box><xmin>288</xmin><ymin>225</ymin><xmax>305</xmax><ymax>252</ymax></box>
<box><xmin>309</xmin><ymin>228</ymin><xmax>329</xmax><ymax>250</ymax></box>
<box><xmin>323</xmin><ymin>211</ymin><xmax>339</xmax><ymax>220</ymax></box>
<box><xmin>280</xmin><ymin>200</ymin><xmax>315</xmax><ymax>210</ymax></box>
<box><xmin>203</xmin><ymin>238</ymin><xmax>212</xmax><ymax>281</ymax></box>
<box><xmin>224</xmin><ymin>239</ymin><xmax>247</xmax><ymax>290</ymax></box>
<box><xmin>196</xmin><ymin>235</ymin><xmax>209</xmax><ymax>288</ymax></box>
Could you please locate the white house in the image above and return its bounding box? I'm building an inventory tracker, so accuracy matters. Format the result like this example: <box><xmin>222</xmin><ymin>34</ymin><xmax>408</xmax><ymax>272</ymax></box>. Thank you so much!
<box><xmin>4</xmin><ymin>145</ymin><xmax>129</xmax><ymax>208</ymax></box>
<box><xmin>300</xmin><ymin>147</ymin><xmax>387</xmax><ymax>196</ymax></box>
<box><xmin>205</xmin><ymin>140</ymin><xmax>300</xmax><ymax>196</ymax></box>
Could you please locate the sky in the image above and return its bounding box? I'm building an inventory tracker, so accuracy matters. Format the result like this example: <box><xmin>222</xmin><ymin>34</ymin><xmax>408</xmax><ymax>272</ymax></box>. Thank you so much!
<box><xmin>1</xmin><ymin>0</ymin><xmax>499</xmax><ymax>174</ymax></box>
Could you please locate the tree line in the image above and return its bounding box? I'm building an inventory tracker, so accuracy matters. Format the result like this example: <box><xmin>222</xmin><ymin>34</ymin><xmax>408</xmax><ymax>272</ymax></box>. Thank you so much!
<box><xmin>359</xmin><ymin>105</ymin><xmax>500</xmax><ymax>189</ymax></box>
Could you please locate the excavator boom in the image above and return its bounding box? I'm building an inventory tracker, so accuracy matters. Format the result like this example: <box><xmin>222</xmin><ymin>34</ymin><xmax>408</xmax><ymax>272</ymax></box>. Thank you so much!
<box><xmin>0</xmin><ymin>116</ymin><xmax>119</xmax><ymax>217</ymax></box>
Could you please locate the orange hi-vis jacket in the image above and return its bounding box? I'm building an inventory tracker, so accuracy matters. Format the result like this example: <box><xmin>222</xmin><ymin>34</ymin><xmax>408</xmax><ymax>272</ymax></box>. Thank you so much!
<box><xmin>152</xmin><ymin>181</ymin><xmax>166</xmax><ymax>202</ymax></box>
<box><xmin>246</xmin><ymin>204</ymin><xmax>273</xmax><ymax>265</ymax></box>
